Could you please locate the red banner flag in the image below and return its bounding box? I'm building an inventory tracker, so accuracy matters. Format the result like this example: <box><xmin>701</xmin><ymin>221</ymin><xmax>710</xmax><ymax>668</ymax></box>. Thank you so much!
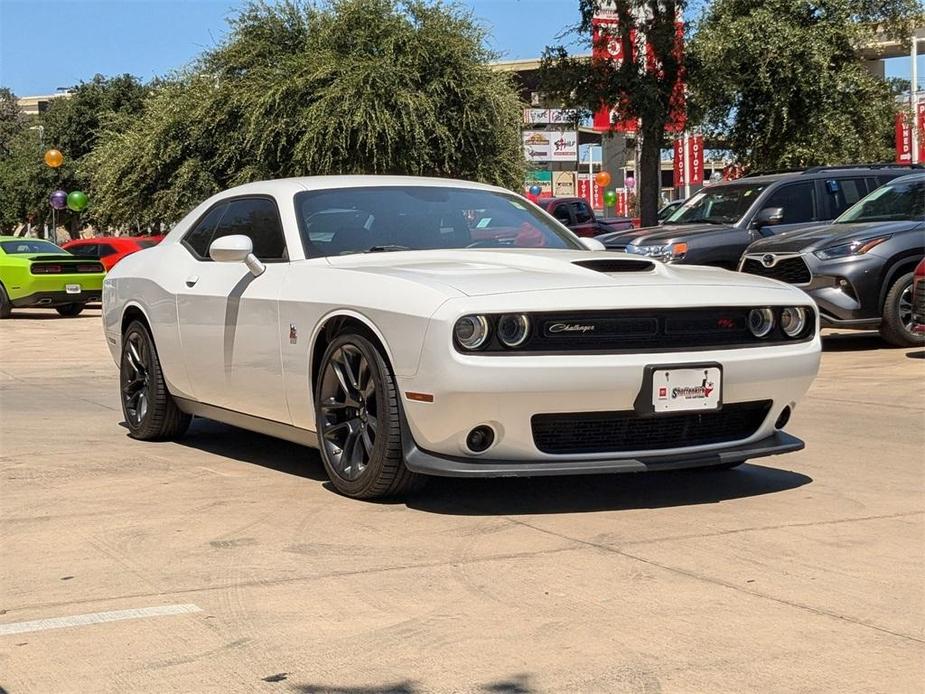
<box><xmin>917</xmin><ymin>102</ymin><xmax>925</xmax><ymax>164</ymax></box>
<box><xmin>689</xmin><ymin>134</ymin><xmax>704</xmax><ymax>186</ymax></box>
<box><xmin>896</xmin><ymin>112</ymin><xmax>913</xmax><ymax>164</ymax></box>
<box><xmin>673</xmin><ymin>137</ymin><xmax>686</xmax><ymax>187</ymax></box>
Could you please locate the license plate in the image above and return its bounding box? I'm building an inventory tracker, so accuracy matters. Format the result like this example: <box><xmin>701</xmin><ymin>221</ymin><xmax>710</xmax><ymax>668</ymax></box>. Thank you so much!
<box><xmin>65</xmin><ymin>284</ymin><xmax>81</xmax><ymax>294</ymax></box>
<box><xmin>651</xmin><ymin>366</ymin><xmax>722</xmax><ymax>413</ymax></box>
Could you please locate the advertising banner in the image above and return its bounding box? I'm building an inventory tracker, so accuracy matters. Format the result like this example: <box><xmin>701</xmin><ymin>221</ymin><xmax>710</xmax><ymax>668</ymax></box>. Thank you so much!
<box><xmin>553</xmin><ymin>171</ymin><xmax>577</xmax><ymax>197</ymax></box>
<box><xmin>615</xmin><ymin>190</ymin><xmax>627</xmax><ymax>217</ymax></box>
<box><xmin>523</xmin><ymin>109</ymin><xmax>579</xmax><ymax>125</ymax></box>
<box><xmin>896</xmin><ymin>112</ymin><xmax>912</xmax><ymax>163</ymax></box>
<box><xmin>577</xmin><ymin>173</ymin><xmax>604</xmax><ymax>211</ymax></box>
<box><xmin>549</xmin><ymin>130</ymin><xmax>578</xmax><ymax>161</ymax></box>
<box><xmin>523</xmin><ymin>131</ymin><xmax>552</xmax><ymax>162</ymax></box>
<box><xmin>689</xmin><ymin>134</ymin><xmax>704</xmax><ymax>185</ymax></box>
<box><xmin>918</xmin><ymin>102</ymin><xmax>925</xmax><ymax>163</ymax></box>
<box><xmin>673</xmin><ymin>137</ymin><xmax>686</xmax><ymax>187</ymax></box>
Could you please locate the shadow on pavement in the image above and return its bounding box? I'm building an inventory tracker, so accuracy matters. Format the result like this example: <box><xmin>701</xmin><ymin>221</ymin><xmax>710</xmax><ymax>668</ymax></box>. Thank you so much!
<box><xmin>406</xmin><ymin>463</ymin><xmax>812</xmax><ymax>516</ymax></box>
<box><xmin>821</xmin><ymin>332</ymin><xmax>914</xmax><ymax>352</ymax></box>
<box><xmin>6</xmin><ymin>309</ymin><xmax>101</xmax><ymax>320</ymax></box>
<box><xmin>906</xmin><ymin>350</ymin><xmax>924</xmax><ymax>360</ymax></box>
<box><xmin>293</xmin><ymin>675</ymin><xmax>534</xmax><ymax>693</ymax></box>
<box><xmin>174</xmin><ymin>418</ymin><xmax>329</xmax><ymax>481</ymax></box>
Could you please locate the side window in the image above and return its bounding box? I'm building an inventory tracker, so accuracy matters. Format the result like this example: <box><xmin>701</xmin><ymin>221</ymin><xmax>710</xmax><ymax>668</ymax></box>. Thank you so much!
<box><xmin>211</xmin><ymin>198</ymin><xmax>287</xmax><ymax>261</ymax></box>
<box><xmin>827</xmin><ymin>178</ymin><xmax>867</xmax><ymax>218</ymax></box>
<box><xmin>69</xmin><ymin>244</ymin><xmax>98</xmax><ymax>257</ymax></box>
<box><xmin>98</xmin><ymin>244</ymin><xmax>117</xmax><ymax>258</ymax></box>
<box><xmin>572</xmin><ymin>201</ymin><xmax>593</xmax><ymax>224</ymax></box>
<box><xmin>183</xmin><ymin>204</ymin><xmax>229</xmax><ymax>259</ymax></box>
<box><xmin>762</xmin><ymin>182</ymin><xmax>817</xmax><ymax>224</ymax></box>
<box><xmin>552</xmin><ymin>204</ymin><xmax>572</xmax><ymax>225</ymax></box>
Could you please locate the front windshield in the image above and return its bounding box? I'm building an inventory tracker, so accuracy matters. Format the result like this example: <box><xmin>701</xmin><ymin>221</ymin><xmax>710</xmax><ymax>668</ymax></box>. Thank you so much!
<box><xmin>294</xmin><ymin>186</ymin><xmax>583</xmax><ymax>258</ymax></box>
<box><xmin>0</xmin><ymin>240</ymin><xmax>67</xmax><ymax>255</ymax></box>
<box><xmin>835</xmin><ymin>178</ymin><xmax>925</xmax><ymax>224</ymax></box>
<box><xmin>664</xmin><ymin>184</ymin><xmax>767</xmax><ymax>225</ymax></box>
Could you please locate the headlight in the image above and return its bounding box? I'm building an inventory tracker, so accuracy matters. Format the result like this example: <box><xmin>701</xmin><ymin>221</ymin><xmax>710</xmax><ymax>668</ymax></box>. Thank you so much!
<box><xmin>497</xmin><ymin>314</ymin><xmax>530</xmax><ymax>347</ymax></box>
<box><xmin>780</xmin><ymin>307</ymin><xmax>807</xmax><ymax>337</ymax></box>
<box><xmin>454</xmin><ymin>315</ymin><xmax>489</xmax><ymax>350</ymax></box>
<box><xmin>814</xmin><ymin>236</ymin><xmax>891</xmax><ymax>260</ymax></box>
<box><xmin>626</xmin><ymin>242</ymin><xmax>688</xmax><ymax>262</ymax></box>
<box><xmin>748</xmin><ymin>308</ymin><xmax>775</xmax><ymax>337</ymax></box>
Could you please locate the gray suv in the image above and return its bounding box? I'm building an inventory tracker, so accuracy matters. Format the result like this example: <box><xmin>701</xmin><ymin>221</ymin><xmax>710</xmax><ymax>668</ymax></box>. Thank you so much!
<box><xmin>597</xmin><ymin>165</ymin><xmax>920</xmax><ymax>268</ymax></box>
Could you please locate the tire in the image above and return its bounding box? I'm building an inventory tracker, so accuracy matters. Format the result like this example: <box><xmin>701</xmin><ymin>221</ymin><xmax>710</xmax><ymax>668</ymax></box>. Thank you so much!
<box><xmin>315</xmin><ymin>333</ymin><xmax>424</xmax><ymax>499</ymax></box>
<box><xmin>880</xmin><ymin>272</ymin><xmax>924</xmax><ymax>347</ymax></box>
<box><xmin>0</xmin><ymin>284</ymin><xmax>11</xmax><ymax>319</ymax></box>
<box><xmin>56</xmin><ymin>303</ymin><xmax>85</xmax><ymax>317</ymax></box>
<box><xmin>120</xmin><ymin>320</ymin><xmax>191</xmax><ymax>440</ymax></box>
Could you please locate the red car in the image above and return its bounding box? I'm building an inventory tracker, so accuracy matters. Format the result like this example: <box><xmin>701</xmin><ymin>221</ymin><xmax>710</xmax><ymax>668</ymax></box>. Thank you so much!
<box><xmin>61</xmin><ymin>236</ymin><xmax>163</xmax><ymax>271</ymax></box>
<box><xmin>536</xmin><ymin>196</ymin><xmax>634</xmax><ymax>237</ymax></box>
<box><xmin>912</xmin><ymin>258</ymin><xmax>925</xmax><ymax>335</ymax></box>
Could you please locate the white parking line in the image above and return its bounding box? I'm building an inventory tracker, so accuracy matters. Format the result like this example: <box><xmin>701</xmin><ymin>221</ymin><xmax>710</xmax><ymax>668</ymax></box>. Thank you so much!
<box><xmin>0</xmin><ymin>604</ymin><xmax>202</xmax><ymax>636</ymax></box>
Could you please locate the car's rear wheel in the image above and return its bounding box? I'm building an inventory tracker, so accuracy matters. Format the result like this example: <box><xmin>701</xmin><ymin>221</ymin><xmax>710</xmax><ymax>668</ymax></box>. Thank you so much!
<box><xmin>315</xmin><ymin>333</ymin><xmax>423</xmax><ymax>499</ymax></box>
<box><xmin>56</xmin><ymin>303</ymin><xmax>85</xmax><ymax>317</ymax></box>
<box><xmin>120</xmin><ymin>320</ymin><xmax>191</xmax><ymax>440</ymax></box>
<box><xmin>0</xmin><ymin>284</ymin><xmax>11</xmax><ymax>319</ymax></box>
<box><xmin>880</xmin><ymin>272</ymin><xmax>924</xmax><ymax>347</ymax></box>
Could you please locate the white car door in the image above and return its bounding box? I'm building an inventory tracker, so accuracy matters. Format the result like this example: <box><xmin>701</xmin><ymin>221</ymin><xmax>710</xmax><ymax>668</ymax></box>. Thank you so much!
<box><xmin>175</xmin><ymin>196</ymin><xmax>291</xmax><ymax>423</ymax></box>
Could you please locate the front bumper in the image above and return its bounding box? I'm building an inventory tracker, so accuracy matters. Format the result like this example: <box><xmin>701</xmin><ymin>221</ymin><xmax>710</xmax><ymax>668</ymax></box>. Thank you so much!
<box><xmin>402</xmin><ymin>429</ymin><xmax>804</xmax><ymax>477</ymax></box>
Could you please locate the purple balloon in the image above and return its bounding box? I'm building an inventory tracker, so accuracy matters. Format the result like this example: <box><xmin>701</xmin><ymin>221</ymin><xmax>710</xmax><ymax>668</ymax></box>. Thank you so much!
<box><xmin>50</xmin><ymin>190</ymin><xmax>68</xmax><ymax>210</ymax></box>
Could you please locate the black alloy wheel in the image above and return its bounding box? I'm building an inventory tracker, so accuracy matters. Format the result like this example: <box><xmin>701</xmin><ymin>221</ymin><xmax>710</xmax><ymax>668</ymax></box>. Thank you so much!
<box><xmin>120</xmin><ymin>320</ymin><xmax>191</xmax><ymax>440</ymax></box>
<box><xmin>315</xmin><ymin>334</ymin><xmax>422</xmax><ymax>499</ymax></box>
<box><xmin>881</xmin><ymin>272</ymin><xmax>925</xmax><ymax>347</ymax></box>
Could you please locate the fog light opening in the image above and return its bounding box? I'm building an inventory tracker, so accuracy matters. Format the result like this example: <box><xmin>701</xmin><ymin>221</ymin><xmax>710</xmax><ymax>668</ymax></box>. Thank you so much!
<box><xmin>774</xmin><ymin>406</ymin><xmax>791</xmax><ymax>430</ymax></box>
<box><xmin>466</xmin><ymin>426</ymin><xmax>495</xmax><ymax>453</ymax></box>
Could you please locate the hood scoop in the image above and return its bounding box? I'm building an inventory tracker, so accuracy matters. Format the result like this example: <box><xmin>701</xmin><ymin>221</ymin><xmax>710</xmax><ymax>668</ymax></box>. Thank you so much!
<box><xmin>572</xmin><ymin>258</ymin><xmax>655</xmax><ymax>273</ymax></box>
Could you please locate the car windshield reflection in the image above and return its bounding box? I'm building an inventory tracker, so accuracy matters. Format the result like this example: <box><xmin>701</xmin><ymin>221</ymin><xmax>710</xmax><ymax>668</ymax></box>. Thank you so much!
<box><xmin>835</xmin><ymin>178</ymin><xmax>925</xmax><ymax>224</ymax></box>
<box><xmin>664</xmin><ymin>184</ymin><xmax>767</xmax><ymax>225</ymax></box>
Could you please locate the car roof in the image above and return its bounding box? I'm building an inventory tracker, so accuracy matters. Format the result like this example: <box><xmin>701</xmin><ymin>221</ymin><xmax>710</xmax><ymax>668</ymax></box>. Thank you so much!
<box><xmin>730</xmin><ymin>167</ymin><xmax>920</xmax><ymax>186</ymax></box>
<box><xmin>216</xmin><ymin>175</ymin><xmax>509</xmax><ymax>199</ymax></box>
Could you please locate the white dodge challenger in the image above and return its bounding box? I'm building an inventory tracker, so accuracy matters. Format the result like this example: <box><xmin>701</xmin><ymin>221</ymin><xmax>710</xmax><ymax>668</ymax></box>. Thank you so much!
<box><xmin>103</xmin><ymin>176</ymin><xmax>821</xmax><ymax>499</ymax></box>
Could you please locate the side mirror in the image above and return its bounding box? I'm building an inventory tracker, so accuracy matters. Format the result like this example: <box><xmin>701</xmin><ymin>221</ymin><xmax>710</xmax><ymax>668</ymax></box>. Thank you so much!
<box><xmin>580</xmin><ymin>237</ymin><xmax>606</xmax><ymax>251</ymax></box>
<box><xmin>209</xmin><ymin>234</ymin><xmax>265</xmax><ymax>277</ymax></box>
<box><xmin>752</xmin><ymin>207</ymin><xmax>784</xmax><ymax>229</ymax></box>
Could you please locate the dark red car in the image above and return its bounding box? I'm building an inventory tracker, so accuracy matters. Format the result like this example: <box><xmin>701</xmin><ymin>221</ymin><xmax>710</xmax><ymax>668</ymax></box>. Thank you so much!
<box><xmin>62</xmin><ymin>236</ymin><xmax>163</xmax><ymax>271</ymax></box>
<box><xmin>536</xmin><ymin>196</ymin><xmax>634</xmax><ymax>237</ymax></box>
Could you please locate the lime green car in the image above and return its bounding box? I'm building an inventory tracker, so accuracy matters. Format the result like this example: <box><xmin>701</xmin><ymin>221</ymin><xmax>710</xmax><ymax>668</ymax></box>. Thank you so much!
<box><xmin>0</xmin><ymin>236</ymin><xmax>106</xmax><ymax>318</ymax></box>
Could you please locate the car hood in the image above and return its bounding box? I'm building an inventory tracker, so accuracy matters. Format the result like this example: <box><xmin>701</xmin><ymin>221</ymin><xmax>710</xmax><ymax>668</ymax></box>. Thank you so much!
<box><xmin>324</xmin><ymin>248</ymin><xmax>792</xmax><ymax>298</ymax></box>
<box><xmin>596</xmin><ymin>223</ymin><xmax>734</xmax><ymax>248</ymax></box>
<box><xmin>746</xmin><ymin>220</ymin><xmax>922</xmax><ymax>253</ymax></box>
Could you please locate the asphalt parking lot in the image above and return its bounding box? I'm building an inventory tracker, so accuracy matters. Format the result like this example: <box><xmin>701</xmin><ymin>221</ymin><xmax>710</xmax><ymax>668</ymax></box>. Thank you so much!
<box><xmin>1</xmin><ymin>309</ymin><xmax>923</xmax><ymax>693</ymax></box>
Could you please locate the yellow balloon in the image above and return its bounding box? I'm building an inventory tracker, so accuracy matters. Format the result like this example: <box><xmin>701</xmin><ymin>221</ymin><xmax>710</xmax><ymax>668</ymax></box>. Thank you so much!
<box><xmin>44</xmin><ymin>149</ymin><xmax>64</xmax><ymax>168</ymax></box>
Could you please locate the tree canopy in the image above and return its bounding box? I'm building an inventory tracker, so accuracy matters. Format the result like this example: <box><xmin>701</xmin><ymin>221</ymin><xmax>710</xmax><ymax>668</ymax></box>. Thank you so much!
<box><xmin>87</xmin><ymin>0</ymin><xmax>525</xmax><ymax>226</ymax></box>
<box><xmin>688</xmin><ymin>0</ymin><xmax>924</xmax><ymax>171</ymax></box>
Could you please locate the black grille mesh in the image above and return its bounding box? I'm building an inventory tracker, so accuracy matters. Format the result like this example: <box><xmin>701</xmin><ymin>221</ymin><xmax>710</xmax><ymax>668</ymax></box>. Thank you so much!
<box><xmin>532</xmin><ymin>400</ymin><xmax>772</xmax><ymax>454</ymax></box>
<box><xmin>742</xmin><ymin>257</ymin><xmax>811</xmax><ymax>284</ymax></box>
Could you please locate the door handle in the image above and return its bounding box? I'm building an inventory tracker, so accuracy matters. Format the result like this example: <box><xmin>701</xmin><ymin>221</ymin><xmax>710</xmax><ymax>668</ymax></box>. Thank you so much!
<box><xmin>185</xmin><ymin>275</ymin><xmax>199</xmax><ymax>287</ymax></box>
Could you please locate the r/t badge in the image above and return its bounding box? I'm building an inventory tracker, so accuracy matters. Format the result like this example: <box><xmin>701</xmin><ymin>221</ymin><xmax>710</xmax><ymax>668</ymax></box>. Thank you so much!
<box><xmin>289</xmin><ymin>323</ymin><xmax>298</xmax><ymax>344</ymax></box>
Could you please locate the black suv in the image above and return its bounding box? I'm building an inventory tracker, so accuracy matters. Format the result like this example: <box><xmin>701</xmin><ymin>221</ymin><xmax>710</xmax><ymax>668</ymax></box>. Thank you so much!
<box><xmin>597</xmin><ymin>165</ymin><xmax>919</xmax><ymax>268</ymax></box>
<box><xmin>741</xmin><ymin>173</ymin><xmax>925</xmax><ymax>347</ymax></box>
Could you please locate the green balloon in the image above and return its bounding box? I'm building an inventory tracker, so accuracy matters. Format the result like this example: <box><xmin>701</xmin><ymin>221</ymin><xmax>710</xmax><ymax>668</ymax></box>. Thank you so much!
<box><xmin>603</xmin><ymin>190</ymin><xmax>617</xmax><ymax>206</ymax></box>
<box><xmin>67</xmin><ymin>190</ymin><xmax>88</xmax><ymax>212</ymax></box>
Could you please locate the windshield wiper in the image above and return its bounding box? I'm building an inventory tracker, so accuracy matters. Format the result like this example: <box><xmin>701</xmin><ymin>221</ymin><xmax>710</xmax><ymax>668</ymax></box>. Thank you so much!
<box><xmin>364</xmin><ymin>245</ymin><xmax>411</xmax><ymax>253</ymax></box>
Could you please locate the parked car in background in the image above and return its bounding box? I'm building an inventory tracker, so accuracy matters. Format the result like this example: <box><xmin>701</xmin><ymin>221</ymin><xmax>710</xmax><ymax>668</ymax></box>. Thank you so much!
<box><xmin>0</xmin><ymin>237</ymin><xmax>105</xmax><ymax>318</ymax></box>
<box><xmin>912</xmin><ymin>258</ymin><xmax>925</xmax><ymax>335</ymax></box>
<box><xmin>741</xmin><ymin>173</ymin><xmax>925</xmax><ymax>346</ymax></box>
<box><xmin>102</xmin><ymin>176</ymin><xmax>819</xmax><ymax>500</ymax></box>
<box><xmin>62</xmin><ymin>235</ymin><xmax>163</xmax><ymax>271</ymax></box>
<box><xmin>536</xmin><ymin>196</ymin><xmax>633</xmax><ymax>236</ymax></box>
<box><xmin>597</xmin><ymin>165</ymin><xmax>919</xmax><ymax>268</ymax></box>
<box><xmin>658</xmin><ymin>199</ymin><xmax>685</xmax><ymax>223</ymax></box>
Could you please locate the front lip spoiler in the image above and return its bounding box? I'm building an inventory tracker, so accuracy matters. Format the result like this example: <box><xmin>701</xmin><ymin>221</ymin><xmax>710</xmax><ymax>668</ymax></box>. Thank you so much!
<box><xmin>401</xmin><ymin>429</ymin><xmax>805</xmax><ymax>478</ymax></box>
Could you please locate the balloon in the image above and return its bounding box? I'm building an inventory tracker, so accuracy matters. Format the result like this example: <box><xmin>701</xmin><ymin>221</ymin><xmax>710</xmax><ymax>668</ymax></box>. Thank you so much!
<box><xmin>624</xmin><ymin>176</ymin><xmax>636</xmax><ymax>191</ymax></box>
<box><xmin>66</xmin><ymin>190</ymin><xmax>88</xmax><ymax>212</ymax></box>
<box><xmin>529</xmin><ymin>184</ymin><xmax>542</xmax><ymax>196</ymax></box>
<box><xmin>44</xmin><ymin>149</ymin><xmax>63</xmax><ymax>168</ymax></box>
<box><xmin>603</xmin><ymin>190</ymin><xmax>617</xmax><ymax>206</ymax></box>
<box><xmin>594</xmin><ymin>171</ymin><xmax>611</xmax><ymax>188</ymax></box>
<box><xmin>49</xmin><ymin>190</ymin><xmax>68</xmax><ymax>210</ymax></box>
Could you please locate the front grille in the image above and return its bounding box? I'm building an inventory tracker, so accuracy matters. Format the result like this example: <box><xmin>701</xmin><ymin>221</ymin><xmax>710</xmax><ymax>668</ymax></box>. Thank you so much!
<box><xmin>742</xmin><ymin>256</ymin><xmax>811</xmax><ymax>284</ymax></box>
<box><xmin>532</xmin><ymin>400</ymin><xmax>772</xmax><ymax>454</ymax></box>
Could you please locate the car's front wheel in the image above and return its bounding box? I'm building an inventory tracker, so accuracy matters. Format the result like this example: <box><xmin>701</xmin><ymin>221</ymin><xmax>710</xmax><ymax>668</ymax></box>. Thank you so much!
<box><xmin>315</xmin><ymin>333</ymin><xmax>423</xmax><ymax>499</ymax></box>
<box><xmin>880</xmin><ymin>272</ymin><xmax>924</xmax><ymax>347</ymax></box>
<box><xmin>56</xmin><ymin>303</ymin><xmax>85</xmax><ymax>317</ymax></box>
<box><xmin>120</xmin><ymin>320</ymin><xmax>191</xmax><ymax>440</ymax></box>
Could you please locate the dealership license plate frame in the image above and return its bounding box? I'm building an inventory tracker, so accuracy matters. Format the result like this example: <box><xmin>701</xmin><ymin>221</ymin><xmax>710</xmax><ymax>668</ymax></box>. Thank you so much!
<box><xmin>65</xmin><ymin>284</ymin><xmax>81</xmax><ymax>295</ymax></box>
<box><xmin>633</xmin><ymin>362</ymin><xmax>724</xmax><ymax>416</ymax></box>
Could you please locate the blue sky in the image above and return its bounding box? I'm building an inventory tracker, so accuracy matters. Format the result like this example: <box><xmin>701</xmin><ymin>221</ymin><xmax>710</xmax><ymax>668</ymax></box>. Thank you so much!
<box><xmin>0</xmin><ymin>0</ymin><xmax>921</xmax><ymax>96</ymax></box>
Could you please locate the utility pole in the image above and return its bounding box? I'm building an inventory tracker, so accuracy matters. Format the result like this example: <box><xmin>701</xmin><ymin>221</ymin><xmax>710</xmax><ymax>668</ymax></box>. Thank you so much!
<box><xmin>911</xmin><ymin>32</ymin><xmax>919</xmax><ymax>165</ymax></box>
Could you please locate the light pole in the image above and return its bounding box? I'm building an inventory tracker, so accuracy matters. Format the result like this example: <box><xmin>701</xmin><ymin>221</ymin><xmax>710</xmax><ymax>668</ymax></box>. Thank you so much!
<box><xmin>27</xmin><ymin>126</ymin><xmax>52</xmax><ymax>241</ymax></box>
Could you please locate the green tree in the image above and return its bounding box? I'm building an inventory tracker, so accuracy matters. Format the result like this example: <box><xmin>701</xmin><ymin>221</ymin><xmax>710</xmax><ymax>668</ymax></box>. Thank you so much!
<box><xmin>688</xmin><ymin>0</ymin><xmax>924</xmax><ymax>170</ymax></box>
<box><xmin>88</xmin><ymin>0</ymin><xmax>525</xmax><ymax>226</ymax></box>
<box><xmin>541</xmin><ymin>1</ymin><xmax>687</xmax><ymax>227</ymax></box>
